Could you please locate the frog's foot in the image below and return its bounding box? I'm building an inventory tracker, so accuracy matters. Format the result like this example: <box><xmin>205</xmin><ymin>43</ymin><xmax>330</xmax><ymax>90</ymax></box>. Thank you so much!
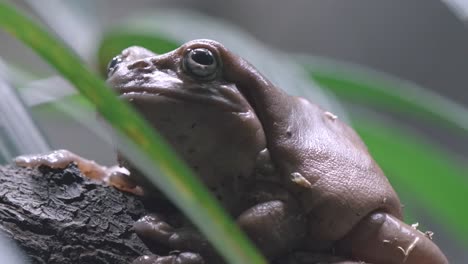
<box><xmin>237</xmin><ymin>200</ymin><xmax>307</xmax><ymax>260</ymax></box>
<box><xmin>336</xmin><ymin>212</ymin><xmax>448</xmax><ymax>264</ymax></box>
<box><xmin>132</xmin><ymin>252</ymin><xmax>204</xmax><ymax>264</ymax></box>
<box><xmin>133</xmin><ymin>214</ymin><xmax>220</xmax><ymax>262</ymax></box>
<box><xmin>276</xmin><ymin>251</ymin><xmax>368</xmax><ymax>264</ymax></box>
<box><xmin>15</xmin><ymin>149</ymin><xmax>143</xmax><ymax>196</ymax></box>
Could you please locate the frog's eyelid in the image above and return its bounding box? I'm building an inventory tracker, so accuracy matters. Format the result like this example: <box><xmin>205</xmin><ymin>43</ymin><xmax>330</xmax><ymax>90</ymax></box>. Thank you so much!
<box><xmin>182</xmin><ymin>48</ymin><xmax>219</xmax><ymax>80</ymax></box>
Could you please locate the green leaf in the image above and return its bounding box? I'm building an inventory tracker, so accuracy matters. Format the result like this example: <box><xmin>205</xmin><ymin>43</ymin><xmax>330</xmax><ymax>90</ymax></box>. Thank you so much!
<box><xmin>0</xmin><ymin>3</ymin><xmax>266</xmax><ymax>263</ymax></box>
<box><xmin>300</xmin><ymin>57</ymin><xmax>468</xmax><ymax>135</ymax></box>
<box><xmin>98</xmin><ymin>32</ymin><xmax>179</xmax><ymax>75</ymax></box>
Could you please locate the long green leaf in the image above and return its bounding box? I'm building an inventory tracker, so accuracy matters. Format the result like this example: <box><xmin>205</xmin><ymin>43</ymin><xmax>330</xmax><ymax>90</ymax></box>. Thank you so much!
<box><xmin>300</xmin><ymin>57</ymin><xmax>468</xmax><ymax>134</ymax></box>
<box><xmin>0</xmin><ymin>3</ymin><xmax>266</xmax><ymax>263</ymax></box>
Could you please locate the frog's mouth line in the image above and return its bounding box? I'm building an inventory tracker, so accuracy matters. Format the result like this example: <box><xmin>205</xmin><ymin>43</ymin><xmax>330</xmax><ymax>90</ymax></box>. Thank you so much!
<box><xmin>115</xmin><ymin>86</ymin><xmax>250</xmax><ymax>113</ymax></box>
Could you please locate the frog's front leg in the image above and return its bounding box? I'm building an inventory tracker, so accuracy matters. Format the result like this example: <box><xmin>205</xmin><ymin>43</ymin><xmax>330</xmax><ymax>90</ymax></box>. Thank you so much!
<box><xmin>14</xmin><ymin>149</ymin><xmax>143</xmax><ymax>195</ymax></box>
<box><xmin>133</xmin><ymin>201</ymin><xmax>306</xmax><ymax>262</ymax></box>
<box><xmin>336</xmin><ymin>212</ymin><xmax>448</xmax><ymax>264</ymax></box>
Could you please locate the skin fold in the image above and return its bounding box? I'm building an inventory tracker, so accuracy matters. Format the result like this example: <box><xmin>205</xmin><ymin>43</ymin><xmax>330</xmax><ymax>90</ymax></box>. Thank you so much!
<box><xmin>16</xmin><ymin>39</ymin><xmax>448</xmax><ymax>264</ymax></box>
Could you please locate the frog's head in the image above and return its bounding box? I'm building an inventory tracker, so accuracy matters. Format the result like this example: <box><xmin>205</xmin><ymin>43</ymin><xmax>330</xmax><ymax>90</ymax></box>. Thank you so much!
<box><xmin>107</xmin><ymin>39</ymin><xmax>257</xmax><ymax>113</ymax></box>
<box><xmin>106</xmin><ymin>39</ymin><xmax>266</xmax><ymax>207</ymax></box>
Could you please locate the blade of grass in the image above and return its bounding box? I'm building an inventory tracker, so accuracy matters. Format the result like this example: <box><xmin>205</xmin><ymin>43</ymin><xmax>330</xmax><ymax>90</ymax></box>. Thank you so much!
<box><xmin>0</xmin><ymin>71</ymin><xmax>50</xmax><ymax>160</ymax></box>
<box><xmin>352</xmin><ymin>115</ymin><xmax>468</xmax><ymax>245</ymax></box>
<box><xmin>298</xmin><ymin>56</ymin><xmax>468</xmax><ymax>135</ymax></box>
<box><xmin>23</xmin><ymin>0</ymin><xmax>99</xmax><ymax>60</ymax></box>
<box><xmin>0</xmin><ymin>3</ymin><xmax>266</xmax><ymax>263</ymax></box>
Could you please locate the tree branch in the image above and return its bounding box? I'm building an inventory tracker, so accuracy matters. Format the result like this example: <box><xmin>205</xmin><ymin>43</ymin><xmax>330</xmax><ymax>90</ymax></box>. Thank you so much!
<box><xmin>0</xmin><ymin>164</ymin><xmax>151</xmax><ymax>264</ymax></box>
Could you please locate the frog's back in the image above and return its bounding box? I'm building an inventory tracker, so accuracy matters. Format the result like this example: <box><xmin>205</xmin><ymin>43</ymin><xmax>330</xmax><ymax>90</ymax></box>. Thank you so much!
<box><xmin>263</xmin><ymin>97</ymin><xmax>402</xmax><ymax>247</ymax></box>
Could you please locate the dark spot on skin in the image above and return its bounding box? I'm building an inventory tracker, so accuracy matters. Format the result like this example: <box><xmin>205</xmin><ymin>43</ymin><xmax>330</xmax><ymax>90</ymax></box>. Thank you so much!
<box><xmin>191</xmin><ymin>123</ymin><xmax>197</xmax><ymax>129</ymax></box>
<box><xmin>286</xmin><ymin>131</ymin><xmax>292</xmax><ymax>138</ymax></box>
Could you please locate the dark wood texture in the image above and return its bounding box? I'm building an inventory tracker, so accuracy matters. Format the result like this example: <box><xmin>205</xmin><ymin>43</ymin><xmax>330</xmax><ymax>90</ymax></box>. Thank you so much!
<box><xmin>0</xmin><ymin>164</ymin><xmax>151</xmax><ymax>264</ymax></box>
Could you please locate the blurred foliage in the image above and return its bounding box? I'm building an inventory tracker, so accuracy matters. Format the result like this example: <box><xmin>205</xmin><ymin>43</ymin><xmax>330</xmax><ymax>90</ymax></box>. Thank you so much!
<box><xmin>305</xmin><ymin>62</ymin><xmax>468</xmax><ymax>134</ymax></box>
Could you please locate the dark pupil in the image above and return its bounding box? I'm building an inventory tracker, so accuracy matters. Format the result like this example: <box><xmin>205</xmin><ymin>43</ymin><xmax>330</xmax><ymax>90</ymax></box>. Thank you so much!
<box><xmin>191</xmin><ymin>49</ymin><xmax>214</xmax><ymax>65</ymax></box>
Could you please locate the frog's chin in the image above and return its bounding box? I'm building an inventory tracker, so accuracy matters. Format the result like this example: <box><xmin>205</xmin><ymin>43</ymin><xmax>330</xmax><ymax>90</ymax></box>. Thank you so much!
<box><xmin>116</xmin><ymin>86</ymin><xmax>251</xmax><ymax>113</ymax></box>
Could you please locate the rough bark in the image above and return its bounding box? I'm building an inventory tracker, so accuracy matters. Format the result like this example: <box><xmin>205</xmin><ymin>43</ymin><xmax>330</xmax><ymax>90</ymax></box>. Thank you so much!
<box><xmin>0</xmin><ymin>164</ymin><xmax>152</xmax><ymax>264</ymax></box>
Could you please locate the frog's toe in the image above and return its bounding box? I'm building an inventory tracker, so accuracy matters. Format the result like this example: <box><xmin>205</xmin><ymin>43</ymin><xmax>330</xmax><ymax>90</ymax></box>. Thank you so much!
<box><xmin>107</xmin><ymin>169</ymin><xmax>144</xmax><ymax>196</ymax></box>
<box><xmin>237</xmin><ymin>200</ymin><xmax>306</xmax><ymax>259</ymax></box>
<box><xmin>134</xmin><ymin>214</ymin><xmax>218</xmax><ymax>262</ymax></box>
<box><xmin>132</xmin><ymin>252</ymin><xmax>204</xmax><ymax>264</ymax></box>
<box><xmin>134</xmin><ymin>214</ymin><xmax>175</xmax><ymax>244</ymax></box>
<box><xmin>14</xmin><ymin>149</ymin><xmax>77</xmax><ymax>168</ymax></box>
<box><xmin>173</xmin><ymin>252</ymin><xmax>205</xmax><ymax>264</ymax></box>
<box><xmin>336</xmin><ymin>212</ymin><xmax>448</xmax><ymax>264</ymax></box>
<box><xmin>275</xmin><ymin>251</ymin><xmax>368</xmax><ymax>264</ymax></box>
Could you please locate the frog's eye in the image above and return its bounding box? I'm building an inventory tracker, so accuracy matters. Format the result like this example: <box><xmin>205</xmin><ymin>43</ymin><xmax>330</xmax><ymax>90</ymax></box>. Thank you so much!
<box><xmin>183</xmin><ymin>48</ymin><xmax>218</xmax><ymax>79</ymax></box>
<box><xmin>107</xmin><ymin>55</ymin><xmax>123</xmax><ymax>77</ymax></box>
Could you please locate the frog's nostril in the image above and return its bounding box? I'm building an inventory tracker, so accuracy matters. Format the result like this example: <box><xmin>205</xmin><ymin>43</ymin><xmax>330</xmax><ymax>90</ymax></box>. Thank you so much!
<box><xmin>127</xmin><ymin>60</ymin><xmax>151</xmax><ymax>70</ymax></box>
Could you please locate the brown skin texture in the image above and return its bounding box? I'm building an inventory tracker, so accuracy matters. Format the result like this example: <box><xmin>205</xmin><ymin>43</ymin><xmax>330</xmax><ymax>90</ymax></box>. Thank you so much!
<box><xmin>16</xmin><ymin>39</ymin><xmax>448</xmax><ymax>264</ymax></box>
